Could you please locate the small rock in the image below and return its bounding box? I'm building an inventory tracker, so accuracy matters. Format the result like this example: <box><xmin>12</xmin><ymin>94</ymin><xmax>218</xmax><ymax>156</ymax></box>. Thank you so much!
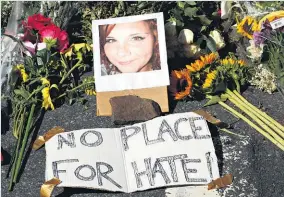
<box><xmin>110</xmin><ymin>95</ymin><xmax>162</xmax><ymax>125</ymax></box>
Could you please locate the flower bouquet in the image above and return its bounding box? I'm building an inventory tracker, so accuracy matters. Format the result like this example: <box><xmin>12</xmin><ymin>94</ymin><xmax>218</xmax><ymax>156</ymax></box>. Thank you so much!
<box><xmin>171</xmin><ymin>53</ymin><xmax>284</xmax><ymax>150</ymax></box>
<box><xmin>231</xmin><ymin>6</ymin><xmax>284</xmax><ymax>97</ymax></box>
<box><xmin>1</xmin><ymin>13</ymin><xmax>94</xmax><ymax>191</ymax></box>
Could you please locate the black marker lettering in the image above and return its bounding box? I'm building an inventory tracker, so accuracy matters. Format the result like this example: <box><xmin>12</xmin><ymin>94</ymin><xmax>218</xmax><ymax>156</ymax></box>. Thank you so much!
<box><xmin>159</xmin><ymin>154</ymin><xmax>187</xmax><ymax>182</ymax></box>
<box><xmin>121</xmin><ymin>126</ymin><xmax>141</xmax><ymax>151</ymax></box>
<box><xmin>74</xmin><ymin>164</ymin><xmax>96</xmax><ymax>181</ymax></box>
<box><xmin>174</xmin><ymin>118</ymin><xmax>193</xmax><ymax>140</ymax></box>
<box><xmin>142</xmin><ymin>123</ymin><xmax>163</xmax><ymax>145</ymax></box>
<box><xmin>80</xmin><ymin>130</ymin><xmax>103</xmax><ymax>147</ymax></box>
<box><xmin>205</xmin><ymin>152</ymin><xmax>213</xmax><ymax>179</ymax></box>
<box><xmin>96</xmin><ymin>162</ymin><xmax>122</xmax><ymax>189</ymax></box>
<box><xmin>189</xmin><ymin>117</ymin><xmax>211</xmax><ymax>139</ymax></box>
<box><xmin>157</xmin><ymin>120</ymin><xmax>178</xmax><ymax>142</ymax></box>
<box><xmin>131</xmin><ymin>158</ymin><xmax>154</xmax><ymax>188</ymax></box>
<box><xmin>57</xmin><ymin>133</ymin><xmax>76</xmax><ymax>149</ymax></box>
<box><xmin>52</xmin><ymin>159</ymin><xmax>79</xmax><ymax>178</ymax></box>
<box><xmin>181</xmin><ymin>158</ymin><xmax>207</xmax><ymax>182</ymax></box>
<box><xmin>153</xmin><ymin>160</ymin><xmax>171</xmax><ymax>184</ymax></box>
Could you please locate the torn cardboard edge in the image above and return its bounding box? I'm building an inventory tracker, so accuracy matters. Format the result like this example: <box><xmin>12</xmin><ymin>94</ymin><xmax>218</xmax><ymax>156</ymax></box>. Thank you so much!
<box><xmin>96</xmin><ymin>86</ymin><xmax>169</xmax><ymax>116</ymax></box>
<box><xmin>208</xmin><ymin>174</ymin><xmax>233</xmax><ymax>190</ymax></box>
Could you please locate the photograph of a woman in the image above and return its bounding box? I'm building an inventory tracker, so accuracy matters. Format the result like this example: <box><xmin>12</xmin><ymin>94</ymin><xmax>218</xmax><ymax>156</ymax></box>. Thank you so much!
<box><xmin>99</xmin><ymin>19</ymin><xmax>161</xmax><ymax>76</ymax></box>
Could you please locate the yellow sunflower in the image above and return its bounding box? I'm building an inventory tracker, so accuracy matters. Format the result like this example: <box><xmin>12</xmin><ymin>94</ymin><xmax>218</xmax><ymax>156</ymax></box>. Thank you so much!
<box><xmin>16</xmin><ymin>64</ymin><xmax>29</xmax><ymax>82</ymax></box>
<box><xmin>186</xmin><ymin>53</ymin><xmax>218</xmax><ymax>72</ymax></box>
<box><xmin>85</xmin><ymin>89</ymin><xmax>96</xmax><ymax>96</ymax></box>
<box><xmin>171</xmin><ymin>69</ymin><xmax>193</xmax><ymax>100</ymax></box>
<box><xmin>238</xmin><ymin>60</ymin><xmax>246</xmax><ymax>66</ymax></box>
<box><xmin>220</xmin><ymin>58</ymin><xmax>236</xmax><ymax>65</ymax></box>
<box><xmin>237</xmin><ymin>16</ymin><xmax>259</xmax><ymax>39</ymax></box>
<box><xmin>203</xmin><ymin>70</ymin><xmax>218</xmax><ymax>89</ymax></box>
<box><xmin>41</xmin><ymin>78</ymin><xmax>54</xmax><ymax>110</ymax></box>
<box><xmin>200</xmin><ymin>53</ymin><xmax>219</xmax><ymax>65</ymax></box>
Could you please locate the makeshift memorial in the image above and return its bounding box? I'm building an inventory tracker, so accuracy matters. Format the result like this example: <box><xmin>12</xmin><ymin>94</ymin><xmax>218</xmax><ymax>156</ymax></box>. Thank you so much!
<box><xmin>1</xmin><ymin>10</ymin><xmax>94</xmax><ymax>191</ymax></box>
<box><xmin>171</xmin><ymin>53</ymin><xmax>284</xmax><ymax>150</ymax></box>
<box><xmin>44</xmin><ymin>112</ymin><xmax>219</xmax><ymax>192</ymax></box>
<box><xmin>92</xmin><ymin>13</ymin><xmax>169</xmax><ymax>116</ymax></box>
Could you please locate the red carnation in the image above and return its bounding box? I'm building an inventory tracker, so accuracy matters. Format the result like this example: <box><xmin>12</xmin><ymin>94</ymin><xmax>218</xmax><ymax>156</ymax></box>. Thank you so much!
<box><xmin>39</xmin><ymin>25</ymin><xmax>61</xmax><ymax>49</ymax></box>
<box><xmin>27</xmin><ymin>14</ymin><xmax>52</xmax><ymax>31</ymax></box>
<box><xmin>217</xmin><ymin>9</ymin><xmax>222</xmax><ymax>16</ymax></box>
<box><xmin>39</xmin><ymin>25</ymin><xmax>61</xmax><ymax>41</ymax></box>
<box><xmin>58</xmin><ymin>31</ymin><xmax>69</xmax><ymax>52</ymax></box>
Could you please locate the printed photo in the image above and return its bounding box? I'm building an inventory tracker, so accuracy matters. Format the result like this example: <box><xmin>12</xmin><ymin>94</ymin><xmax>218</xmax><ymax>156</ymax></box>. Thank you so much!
<box><xmin>99</xmin><ymin>19</ymin><xmax>161</xmax><ymax>76</ymax></box>
<box><xmin>93</xmin><ymin>13</ymin><xmax>169</xmax><ymax>92</ymax></box>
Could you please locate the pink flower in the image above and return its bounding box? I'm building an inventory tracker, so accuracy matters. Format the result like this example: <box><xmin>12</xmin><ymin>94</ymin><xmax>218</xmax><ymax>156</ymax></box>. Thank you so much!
<box><xmin>23</xmin><ymin>41</ymin><xmax>47</xmax><ymax>56</ymax></box>
<box><xmin>58</xmin><ymin>31</ymin><xmax>69</xmax><ymax>52</ymax></box>
<box><xmin>39</xmin><ymin>25</ymin><xmax>61</xmax><ymax>41</ymax></box>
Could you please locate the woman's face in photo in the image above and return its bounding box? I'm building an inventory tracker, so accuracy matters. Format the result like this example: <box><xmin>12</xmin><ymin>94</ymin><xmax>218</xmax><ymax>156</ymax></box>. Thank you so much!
<box><xmin>104</xmin><ymin>21</ymin><xmax>155</xmax><ymax>73</ymax></box>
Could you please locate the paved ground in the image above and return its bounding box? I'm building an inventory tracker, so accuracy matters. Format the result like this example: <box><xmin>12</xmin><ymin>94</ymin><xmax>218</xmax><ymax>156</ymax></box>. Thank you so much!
<box><xmin>1</xmin><ymin>87</ymin><xmax>284</xmax><ymax>197</ymax></box>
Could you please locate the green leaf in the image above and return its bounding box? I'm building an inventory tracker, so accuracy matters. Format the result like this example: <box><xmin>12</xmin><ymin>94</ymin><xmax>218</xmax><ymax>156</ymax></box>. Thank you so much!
<box><xmin>184</xmin><ymin>7</ymin><xmax>198</xmax><ymax>18</ymax></box>
<box><xmin>186</xmin><ymin>1</ymin><xmax>196</xmax><ymax>6</ymax></box>
<box><xmin>114</xmin><ymin>7</ymin><xmax>119</xmax><ymax>16</ymax></box>
<box><xmin>200</xmin><ymin>26</ymin><xmax>207</xmax><ymax>32</ymax></box>
<box><xmin>206</xmin><ymin>36</ymin><xmax>217</xmax><ymax>52</ymax></box>
<box><xmin>197</xmin><ymin>15</ymin><xmax>212</xmax><ymax>25</ymax></box>
<box><xmin>176</xmin><ymin>19</ymin><xmax>184</xmax><ymax>27</ymax></box>
<box><xmin>50</xmin><ymin>84</ymin><xmax>59</xmax><ymax>90</ymax></box>
<box><xmin>14</xmin><ymin>89</ymin><xmax>30</xmax><ymax>99</ymax></box>
<box><xmin>177</xmin><ymin>2</ymin><xmax>186</xmax><ymax>9</ymax></box>
<box><xmin>204</xmin><ymin>96</ymin><xmax>221</xmax><ymax>106</ymax></box>
<box><xmin>220</xmin><ymin>93</ymin><xmax>228</xmax><ymax>101</ymax></box>
<box><xmin>37</xmin><ymin>48</ymin><xmax>48</xmax><ymax>65</ymax></box>
<box><xmin>214</xmin><ymin>81</ymin><xmax>227</xmax><ymax>93</ymax></box>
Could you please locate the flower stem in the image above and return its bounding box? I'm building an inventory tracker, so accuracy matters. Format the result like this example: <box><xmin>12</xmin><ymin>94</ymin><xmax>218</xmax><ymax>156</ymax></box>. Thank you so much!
<box><xmin>13</xmin><ymin>104</ymin><xmax>36</xmax><ymax>183</ymax></box>
<box><xmin>218</xmin><ymin>101</ymin><xmax>284</xmax><ymax>151</ymax></box>
<box><xmin>219</xmin><ymin>128</ymin><xmax>246</xmax><ymax>138</ymax></box>
<box><xmin>228</xmin><ymin>95</ymin><xmax>284</xmax><ymax>146</ymax></box>
<box><xmin>54</xmin><ymin>81</ymin><xmax>94</xmax><ymax>100</ymax></box>
<box><xmin>233</xmin><ymin>90</ymin><xmax>284</xmax><ymax>133</ymax></box>
<box><xmin>228</xmin><ymin>90</ymin><xmax>284</xmax><ymax>138</ymax></box>
<box><xmin>8</xmin><ymin>107</ymin><xmax>26</xmax><ymax>191</ymax></box>
<box><xmin>59</xmin><ymin>60</ymin><xmax>82</xmax><ymax>84</ymax></box>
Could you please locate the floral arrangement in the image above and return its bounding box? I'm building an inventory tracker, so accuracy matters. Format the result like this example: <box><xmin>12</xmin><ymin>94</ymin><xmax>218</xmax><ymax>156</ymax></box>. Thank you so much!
<box><xmin>2</xmin><ymin>13</ymin><xmax>94</xmax><ymax>191</ymax></box>
<box><xmin>234</xmin><ymin>9</ymin><xmax>284</xmax><ymax>96</ymax></box>
<box><xmin>171</xmin><ymin>52</ymin><xmax>284</xmax><ymax>150</ymax></box>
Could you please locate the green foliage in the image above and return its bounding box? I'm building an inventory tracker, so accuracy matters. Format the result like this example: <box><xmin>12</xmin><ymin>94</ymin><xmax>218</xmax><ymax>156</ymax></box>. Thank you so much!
<box><xmin>79</xmin><ymin>1</ymin><xmax>219</xmax><ymax>44</ymax></box>
<box><xmin>1</xmin><ymin>1</ymin><xmax>13</xmax><ymax>30</ymax></box>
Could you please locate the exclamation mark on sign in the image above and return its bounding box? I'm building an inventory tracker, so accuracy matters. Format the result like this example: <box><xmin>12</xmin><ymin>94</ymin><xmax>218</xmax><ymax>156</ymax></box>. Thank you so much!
<box><xmin>205</xmin><ymin>152</ymin><xmax>213</xmax><ymax>180</ymax></box>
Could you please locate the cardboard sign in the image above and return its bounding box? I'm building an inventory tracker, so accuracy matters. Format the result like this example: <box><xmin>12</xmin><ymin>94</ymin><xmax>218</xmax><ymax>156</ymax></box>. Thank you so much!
<box><xmin>92</xmin><ymin>13</ymin><xmax>170</xmax><ymax>116</ymax></box>
<box><xmin>45</xmin><ymin>112</ymin><xmax>219</xmax><ymax>192</ymax></box>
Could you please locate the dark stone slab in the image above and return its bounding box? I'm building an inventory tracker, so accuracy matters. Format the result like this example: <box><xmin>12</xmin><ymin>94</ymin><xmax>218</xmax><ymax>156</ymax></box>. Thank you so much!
<box><xmin>110</xmin><ymin>95</ymin><xmax>162</xmax><ymax>125</ymax></box>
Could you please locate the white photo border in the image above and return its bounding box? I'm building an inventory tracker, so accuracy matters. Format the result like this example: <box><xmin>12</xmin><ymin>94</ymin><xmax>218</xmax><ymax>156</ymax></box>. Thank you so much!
<box><xmin>92</xmin><ymin>12</ymin><xmax>169</xmax><ymax>92</ymax></box>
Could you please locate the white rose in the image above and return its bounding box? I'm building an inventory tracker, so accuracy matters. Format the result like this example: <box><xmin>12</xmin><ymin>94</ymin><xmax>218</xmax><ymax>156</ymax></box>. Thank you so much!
<box><xmin>183</xmin><ymin>44</ymin><xmax>201</xmax><ymax>58</ymax></box>
<box><xmin>178</xmin><ymin>29</ymin><xmax>194</xmax><ymax>44</ymax></box>
<box><xmin>165</xmin><ymin>21</ymin><xmax>177</xmax><ymax>38</ymax></box>
<box><xmin>246</xmin><ymin>40</ymin><xmax>264</xmax><ymax>62</ymax></box>
<box><xmin>209</xmin><ymin>30</ymin><xmax>226</xmax><ymax>50</ymax></box>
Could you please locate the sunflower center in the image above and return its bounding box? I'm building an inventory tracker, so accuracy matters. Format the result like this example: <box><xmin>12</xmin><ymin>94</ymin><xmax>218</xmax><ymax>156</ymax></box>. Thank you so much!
<box><xmin>178</xmin><ymin>79</ymin><xmax>188</xmax><ymax>92</ymax></box>
<box><xmin>243</xmin><ymin>21</ymin><xmax>254</xmax><ymax>36</ymax></box>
